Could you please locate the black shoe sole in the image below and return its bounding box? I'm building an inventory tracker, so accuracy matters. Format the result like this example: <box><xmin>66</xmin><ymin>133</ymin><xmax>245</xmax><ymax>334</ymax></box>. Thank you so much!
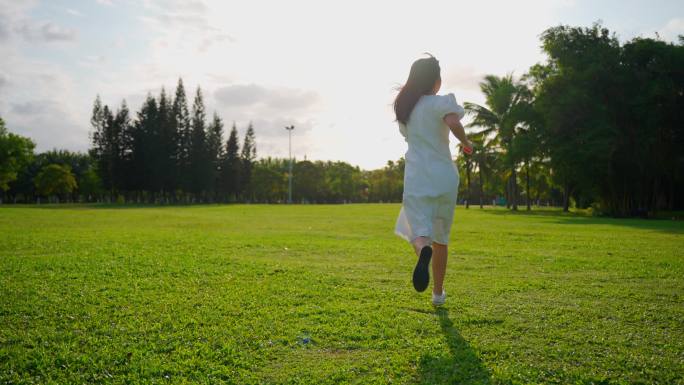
<box><xmin>412</xmin><ymin>246</ymin><xmax>432</xmax><ymax>292</ymax></box>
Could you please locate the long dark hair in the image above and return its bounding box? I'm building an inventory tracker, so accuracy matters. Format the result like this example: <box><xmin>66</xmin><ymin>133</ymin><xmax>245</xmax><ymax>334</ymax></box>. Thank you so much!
<box><xmin>394</xmin><ymin>54</ymin><xmax>441</xmax><ymax>124</ymax></box>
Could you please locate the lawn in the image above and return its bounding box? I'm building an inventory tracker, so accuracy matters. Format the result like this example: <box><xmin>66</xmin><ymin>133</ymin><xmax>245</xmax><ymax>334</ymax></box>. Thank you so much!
<box><xmin>0</xmin><ymin>204</ymin><xmax>682</xmax><ymax>384</ymax></box>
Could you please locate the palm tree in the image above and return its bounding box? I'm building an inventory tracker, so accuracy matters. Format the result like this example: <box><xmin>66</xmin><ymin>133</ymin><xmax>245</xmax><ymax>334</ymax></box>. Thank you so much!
<box><xmin>464</xmin><ymin>74</ymin><xmax>531</xmax><ymax>211</ymax></box>
<box><xmin>456</xmin><ymin>148</ymin><xmax>474</xmax><ymax>208</ymax></box>
<box><xmin>469</xmin><ymin>131</ymin><xmax>498</xmax><ymax>209</ymax></box>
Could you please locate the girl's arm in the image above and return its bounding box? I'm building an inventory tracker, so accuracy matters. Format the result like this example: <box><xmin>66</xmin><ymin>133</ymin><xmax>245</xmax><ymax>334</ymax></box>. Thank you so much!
<box><xmin>444</xmin><ymin>113</ymin><xmax>473</xmax><ymax>154</ymax></box>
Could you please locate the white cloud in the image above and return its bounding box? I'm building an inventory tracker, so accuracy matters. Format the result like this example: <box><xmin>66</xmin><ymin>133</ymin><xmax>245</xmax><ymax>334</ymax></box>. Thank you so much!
<box><xmin>214</xmin><ymin>84</ymin><xmax>319</xmax><ymax>112</ymax></box>
<box><xmin>7</xmin><ymin>98</ymin><xmax>87</xmax><ymax>152</ymax></box>
<box><xmin>12</xmin><ymin>20</ymin><xmax>78</xmax><ymax>42</ymax></box>
<box><xmin>658</xmin><ymin>18</ymin><xmax>684</xmax><ymax>42</ymax></box>
<box><xmin>0</xmin><ymin>1</ymin><xmax>86</xmax><ymax>153</ymax></box>
<box><xmin>78</xmin><ymin>55</ymin><xmax>107</xmax><ymax>68</ymax></box>
<box><xmin>444</xmin><ymin>67</ymin><xmax>487</xmax><ymax>92</ymax></box>
<box><xmin>66</xmin><ymin>8</ymin><xmax>85</xmax><ymax>17</ymax></box>
<box><xmin>210</xmin><ymin>84</ymin><xmax>319</xmax><ymax>159</ymax></box>
<box><xmin>40</xmin><ymin>22</ymin><xmax>78</xmax><ymax>41</ymax></box>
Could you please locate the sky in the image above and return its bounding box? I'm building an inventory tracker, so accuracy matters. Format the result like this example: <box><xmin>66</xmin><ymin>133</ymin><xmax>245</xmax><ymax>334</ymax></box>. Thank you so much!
<box><xmin>1</xmin><ymin>0</ymin><xmax>682</xmax><ymax>170</ymax></box>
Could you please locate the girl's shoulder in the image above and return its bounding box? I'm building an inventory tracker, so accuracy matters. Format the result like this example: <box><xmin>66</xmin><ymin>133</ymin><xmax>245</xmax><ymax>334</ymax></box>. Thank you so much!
<box><xmin>420</xmin><ymin>93</ymin><xmax>458</xmax><ymax>106</ymax></box>
<box><xmin>424</xmin><ymin>93</ymin><xmax>464</xmax><ymax>119</ymax></box>
<box><xmin>425</xmin><ymin>93</ymin><xmax>457</xmax><ymax>102</ymax></box>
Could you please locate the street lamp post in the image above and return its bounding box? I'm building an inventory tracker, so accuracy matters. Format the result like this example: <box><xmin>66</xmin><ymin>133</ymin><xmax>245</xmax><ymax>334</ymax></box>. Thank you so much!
<box><xmin>285</xmin><ymin>125</ymin><xmax>295</xmax><ymax>203</ymax></box>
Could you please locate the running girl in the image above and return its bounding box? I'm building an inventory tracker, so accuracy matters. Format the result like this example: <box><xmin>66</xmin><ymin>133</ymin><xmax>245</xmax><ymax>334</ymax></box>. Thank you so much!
<box><xmin>393</xmin><ymin>54</ymin><xmax>473</xmax><ymax>306</ymax></box>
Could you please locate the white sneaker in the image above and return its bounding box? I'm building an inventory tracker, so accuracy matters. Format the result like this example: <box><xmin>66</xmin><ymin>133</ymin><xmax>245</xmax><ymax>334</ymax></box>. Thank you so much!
<box><xmin>432</xmin><ymin>290</ymin><xmax>446</xmax><ymax>306</ymax></box>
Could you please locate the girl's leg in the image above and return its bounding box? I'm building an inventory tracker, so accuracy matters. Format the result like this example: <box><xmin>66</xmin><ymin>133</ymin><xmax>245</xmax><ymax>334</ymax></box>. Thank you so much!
<box><xmin>411</xmin><ymin>235</ymin><xmax>433</xmax><ymax>292</ymax></box>
<box><xmin>432</xmin><ymin>242</ymin><xmax>448</xmax><ymax>295</ymax></box>
<box><xmin>411</xmin><ymin>236</ymin><xmax>431</xmax><ymax>256</ymax></box>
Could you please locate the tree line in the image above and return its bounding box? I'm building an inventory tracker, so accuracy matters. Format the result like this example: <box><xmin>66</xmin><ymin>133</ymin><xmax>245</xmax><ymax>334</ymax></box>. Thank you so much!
<box><xmin>456</xmin><ymin>23</ymin><xmax>684</xmax><ymax>216</ymax></box>
<box><xmin>0</xmin><ymin>112</ymin><xmax>404</xmax><ymax>204</ymax></box>
<box><xmin>88</xmin><ymin>79</ymin><xmax>255</xmax><ymax>203</ymax></box>
<box><xmin>1</xmin><ymin>23</ymin><xmax>682</xmax><ymax>215</ymax></box>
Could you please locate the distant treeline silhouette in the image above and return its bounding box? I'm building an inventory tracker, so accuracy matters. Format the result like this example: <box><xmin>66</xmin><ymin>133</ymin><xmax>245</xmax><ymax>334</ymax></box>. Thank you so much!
<box><xmin>85</xmin><ymin>78</ymin><xmax>406</xmax><ymax>204</ymax></box>
<box><xmin>1</xmin><ymin>23</ymin><xmax>683</xmax><ymax>215</ymax></box>
<box><xmin>87</xmin><ymin>79</ymin><xmax>256</xmax><ymax>203</ymax></box>
<box><xmin>0</xmin><ymin>75</ymin><xmax>404</xmax><ymax>204</ymax></box>
<box><xmin>0</xmin><ymin>77</ymin><xmax>399</xmax><ymax>204</ymax></box>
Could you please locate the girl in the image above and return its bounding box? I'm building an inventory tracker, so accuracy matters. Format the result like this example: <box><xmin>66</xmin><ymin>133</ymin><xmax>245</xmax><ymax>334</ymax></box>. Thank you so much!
<box><xmin>393</xmin><ymin>54</ymin><xmax>473</xmax><ymax>306</ymax></box>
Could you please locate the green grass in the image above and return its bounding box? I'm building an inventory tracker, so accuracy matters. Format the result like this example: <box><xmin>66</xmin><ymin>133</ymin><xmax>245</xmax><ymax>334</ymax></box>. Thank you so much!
<box><xmin>1</xmin><ymin>204</ymin><xmax>682</xmax><ymax>384</ymax></box>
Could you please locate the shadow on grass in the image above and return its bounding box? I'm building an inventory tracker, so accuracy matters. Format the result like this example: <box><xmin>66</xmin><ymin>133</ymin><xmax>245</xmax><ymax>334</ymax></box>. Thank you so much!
<box><xmin>0</xmin><ymin>203</ymin><xmax>220</xmax><ymax>210</ymax></box>
<box><xmin>469</xmin><ymin>206</ymin><xmax>586</xmax><ymax>217</ymax></box>
<box><xmin>416</xmin><ymin>308</ymin><xmax>492</xmax><ymax>385</ymax></box>
<box><xmin>474</xmin><ymin>207</ymin><xmax>683</xmax><ymax>235</ymax></box>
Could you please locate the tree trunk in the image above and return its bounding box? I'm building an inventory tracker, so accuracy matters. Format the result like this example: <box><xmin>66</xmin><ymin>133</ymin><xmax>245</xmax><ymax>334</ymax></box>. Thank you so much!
<box><xmin>478</xmin><ymin>166</ymin><xmax>484</xmax><ymax>209</ymax></box>
<box><xmin>651</xmin><ymin>177</ymin><xmax>659</xmax><ymax>214</ymax></box>
<box><xmin>505</xmin><ymin>177</ymin><xmax>511</xmax><ymax>209</ymax></box>
<box><xmin>511</xmin><ymin>166</ymin><xmax>518</xmax><ymax>211</ymax></box>
<box><xmin>465</xmin><ymin>160</ymin><xmax>471</xmax><ymax>209</ymax></box>
<box><xmin>563</xmin><ymin>182</ymin><xmax>570</xmax><ymax>212</ymax></box>
<box><xmin>526</xmin><ymin>160</ymin><xmax>531</xmax><ymax>211</ymax></box>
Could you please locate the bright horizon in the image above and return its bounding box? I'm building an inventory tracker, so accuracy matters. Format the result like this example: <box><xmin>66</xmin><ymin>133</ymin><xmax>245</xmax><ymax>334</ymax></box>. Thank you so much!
<box><xmin>1</xmin><ymin>0</ymin><xmax>682</xmax><ymax>170</ymax></box>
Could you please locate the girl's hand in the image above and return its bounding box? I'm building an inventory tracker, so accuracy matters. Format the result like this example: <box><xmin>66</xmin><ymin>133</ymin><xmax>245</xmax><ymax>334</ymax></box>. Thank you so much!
<box><xmin>461</xmin><ymin>140</ymin><xmax>474</xmax><ymax>155</ymax></box>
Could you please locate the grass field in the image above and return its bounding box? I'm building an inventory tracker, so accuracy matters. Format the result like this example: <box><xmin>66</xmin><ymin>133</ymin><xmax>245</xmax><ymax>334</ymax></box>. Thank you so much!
<box><xmin>0</xmin><ymin>204</ymin><xmax>682</xmax><ymax>384</ymax></box>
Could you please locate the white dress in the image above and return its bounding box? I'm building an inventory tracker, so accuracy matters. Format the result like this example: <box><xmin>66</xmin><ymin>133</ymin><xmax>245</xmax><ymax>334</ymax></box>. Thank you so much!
<box><xmin>394</xmin><ymin>93</ymin><xmax>465</xmax><ymax>245</ymax></box>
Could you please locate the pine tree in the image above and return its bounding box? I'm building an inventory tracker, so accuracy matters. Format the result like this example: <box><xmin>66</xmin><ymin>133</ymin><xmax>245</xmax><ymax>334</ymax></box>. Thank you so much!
<box><xmin>189</xmin><ymin>87</ymin><xmax>211</xmax><ymax>199</ymax></box>
<box><xmin>221</xmin><ymin>122</ymin><xmax>241</xmax><ymax>201</ymax></box>
<box><xmin>89</xmin><ymin>97</ymin><xmax>120</xmax><ymax>198</ymax></box>
<box><xmin>157</xmin><ymin>87</ymin><xmax>176</xmax><ymax>198</ymax></box>
<box><xmin>206</xmin><ymin>112</ymin><xmax>224</xmax><ymax>200</ymax></box>
<box><xmin>113</xmin><ymin>100</ymin><xmax>131</xmax><ymax>196</ymax></box>
<box><xmin>172</xmin><ymin>78</ymin><xmax>191</xmax><ymax>195</ymax></box>
<box><xmin>89</xmin><ymin>96</ymin><xmax>107</xmax><ymax>191</ymax></box>
<box><xmin>131</xmin><ymin>94</ymin><xmax>159</xmax><ymax>197</ymax></box>
<box><xmin>240</xmin><ymin>122</ymin><xmax>256</xmax><ymax>200</ymax></box>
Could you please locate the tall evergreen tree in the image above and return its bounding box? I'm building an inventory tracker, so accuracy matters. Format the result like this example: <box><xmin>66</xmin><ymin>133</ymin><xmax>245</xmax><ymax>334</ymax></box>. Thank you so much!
<box><xmin>89</xmin><ymin>96</ymin><xmax>123</xmax><ymax>197</ymax></box>
<box><xmin>189</xmin><ymin>87</ymin><xmax>211</xmax><ymax>198</ymax></box>
<box><xmin>207</xmin><ymin>112</ymin><xmax>224</xmax><ymax>200</ymax></box>
<box><xmin>172</xmin><ymin>78</ymin><xmax>192</xmax><ymax>194</ymax></box>
<box><xmin>221</xmin><ymin>122</ymin><xmax>241</xmax><ymax>201</ymax></box>
<box><xmin>130</xmin><ymin>94</ymin><xmax>159</xmax><ymax>196</ymax></box>
<box><xmin>113</xmin><ymin>100</ymin><xmax>131</xmax><ymax>195</ymax></box>
<box><xmin>240</xmin><ymin>122</ymin><xmax>256</xmax><ymax>199</ymax></box>
<box><xmin>157</xmin><ymin>88</ymin><xmax>176</xmax><ymax>198</ymax></box>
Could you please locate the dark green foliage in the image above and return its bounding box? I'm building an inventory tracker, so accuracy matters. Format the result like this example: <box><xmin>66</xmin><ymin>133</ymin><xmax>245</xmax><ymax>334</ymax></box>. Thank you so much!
<box><xmin>207</xmin><ymin>113</ymin><xmax>224</xmax><ymax>200</ymax></box>
<box><xmin>461</xmin><ymin>23</ymin><xmax>684</xmax><ymax>216</ymax></box>
<box><xmin>220</xmin><ymin>123</ymin><xmax>241</xmax><ymax>201</ymax></box>
<box><xmin>464</xmin><ymin>75</ymin><xmax>535</xmax><ymax>211</ymax></box>
<box><xmin>81</xmin><ymin>80</ymin><xmax>247</xmax><ymax>203</ymax></box>
<box><xmin>240</xmin><ymin>122</ymin><xmax>257</xmax><ymax>200</ymax></box>
<box><xmin>293</xmin><ymin>159</ymin><xmax>326</xmax><ymax>202</ymax></box>
<box><xmin>89</xmin><ymin>97</ymin><xmax>119</xmax><ymax>194</ymax></box>
<box><xmin>33</xmin><ymin>163</ymin><xmax>77</xmax><ymax>200</ymax></box>
<box><xmin>189</xmin><ymin>87</ymin><xmax>212</xmax><ymax>197</ymax></box>
<box><xmin>173</xmin><ymin>78</ymin><xmax>192</xmax><ymax>194</ymax></box>
<box><xmin>7</xmin><ymin>149</ymin><xmax>100</xmax><ymax>203</ymax></box>
<box><xmin>0</xmin><ymin>116</ymin><xmax>35</xmax><ymax>193</ymax></box>
<box><xmin>531</xmin><ymin>23</ymin><xmax>684</xmax><ymax>215</ymax></box>
<box><xmin>157</xmin><ymin>88</ymin><xmax>177</xmax><ymax>196</ymax></box>
<box><xmin>131</xmin><ymin>95</ymin><xmax>159</xmax><ymax>194</ymax></box>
